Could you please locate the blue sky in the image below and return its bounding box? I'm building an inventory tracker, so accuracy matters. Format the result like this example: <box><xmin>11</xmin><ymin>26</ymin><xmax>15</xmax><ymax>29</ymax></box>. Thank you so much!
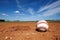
<box><xmin>0</xmin><ymin>0</ymin><xmax>60</xmax><ymax>21</ymax></box>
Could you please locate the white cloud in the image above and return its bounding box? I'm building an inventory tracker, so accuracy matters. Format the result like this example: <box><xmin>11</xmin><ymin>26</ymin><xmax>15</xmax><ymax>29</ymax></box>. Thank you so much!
<box><xmin>16</xmin><ymin>0</ymin><xmax>25</xmax><ymax>11</ymax></box>
<box><xmin>37</xmin><ymin>0</ymin><xmax>60</xmax><ymax>17</ymax></box>
<box><xmin>16</xmin><ymin>0</ymin><xmax>35</xmax><ymax>15</ymax></box>
<box><xmin>28</xmin><ymin>8</ymin><xmax>35</xmax><ymax>15</ymax></box>
<box><xmin>16</xmin><ymin>0</ymin><xmax>21</xmax><ymax>9</ymax></box>
<box><xmin>15</xmin><ymin>11</ymin><xmax>20</xmax><ymax>14</ymax></box>
<box><xmin>38</xmin><ymin>0</ymin><xmax>60</xmax><ymax>13</ymax></box>
<box><xmin>2</xmin><ymin>13</ymin><xmax>8</xmax><ymax>16</ymax></box>
<box><xmin>16</xmin><ymin>0</ymin><xmax>60</xmax><ymax>17</ymax></box>
<box><xmin>14</xmin><ymin>11</ymin><xmax>26</xmax><ymax>16</ymax></box>
<box><xmin>43</xmin><ymin>7</ymin><xmax>60</xmax><ymax>16</ymax></box>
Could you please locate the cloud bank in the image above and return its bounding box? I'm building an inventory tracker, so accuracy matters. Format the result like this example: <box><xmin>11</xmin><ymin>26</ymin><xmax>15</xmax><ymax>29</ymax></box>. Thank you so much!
<box><xmin>2</xmin><ymin>13</ymin><xmax>8</xmax><ymax>16</ymax></box>
<box><xmin>37</xmin><ymin>0</ymin><xmax>60</xmax><ymax>16</ymax></box>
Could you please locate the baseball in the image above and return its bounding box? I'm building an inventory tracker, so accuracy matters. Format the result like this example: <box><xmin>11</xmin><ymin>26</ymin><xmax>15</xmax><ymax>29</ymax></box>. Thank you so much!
<box><xmin>36</xmin><ymin>20</ymin><xmax>49</xmax><ymax>32</ymax></box>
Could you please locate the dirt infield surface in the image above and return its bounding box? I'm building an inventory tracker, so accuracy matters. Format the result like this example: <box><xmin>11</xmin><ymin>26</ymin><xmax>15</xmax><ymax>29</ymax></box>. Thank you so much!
<box><xmin>0</xmin><ymin>22</ymin><xmax>60</xmax><ymax>40</ymax></box>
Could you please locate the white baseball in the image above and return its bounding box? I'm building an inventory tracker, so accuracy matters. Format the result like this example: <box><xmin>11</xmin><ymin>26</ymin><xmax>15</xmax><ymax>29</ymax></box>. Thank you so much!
<box><xmin>36</xmin><ymin>20</ymin><xmax>49</xmax><ymax>31</ymax></box>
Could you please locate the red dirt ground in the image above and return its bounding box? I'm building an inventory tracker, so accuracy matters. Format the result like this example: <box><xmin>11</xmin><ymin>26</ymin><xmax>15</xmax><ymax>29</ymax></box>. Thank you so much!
<box><xmin>0</xmin><ymin>22</ymin><xmax>60</xmax><ymax>40</ymax></box>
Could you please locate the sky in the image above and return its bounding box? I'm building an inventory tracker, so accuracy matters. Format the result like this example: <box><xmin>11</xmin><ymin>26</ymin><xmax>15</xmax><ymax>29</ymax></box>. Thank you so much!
<box><xmin>0</xmin><ymin>0</ymin><xmax>60</xmax><ymax>21</ymax></box>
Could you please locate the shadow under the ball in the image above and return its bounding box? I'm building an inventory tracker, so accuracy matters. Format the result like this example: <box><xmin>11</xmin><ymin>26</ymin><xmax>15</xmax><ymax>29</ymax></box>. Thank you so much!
<box><xmin>35</xmin><ymin>28</ymin><xmax>47</xmax><ymax>32</ymax></box>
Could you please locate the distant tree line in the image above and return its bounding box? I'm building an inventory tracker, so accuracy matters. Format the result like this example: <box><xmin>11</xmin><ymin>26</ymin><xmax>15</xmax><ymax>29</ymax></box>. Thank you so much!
<box><xmin>0</xmin><ymin>19</ymin><xmax>5</xmax><ymax>22</ymax></box>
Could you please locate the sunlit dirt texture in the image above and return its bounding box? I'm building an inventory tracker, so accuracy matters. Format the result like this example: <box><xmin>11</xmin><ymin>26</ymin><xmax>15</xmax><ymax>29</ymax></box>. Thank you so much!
<box><xmin>0</xmin><ymin>21</ymin><xmax>60</xmax><ymax>40</ymax></box>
